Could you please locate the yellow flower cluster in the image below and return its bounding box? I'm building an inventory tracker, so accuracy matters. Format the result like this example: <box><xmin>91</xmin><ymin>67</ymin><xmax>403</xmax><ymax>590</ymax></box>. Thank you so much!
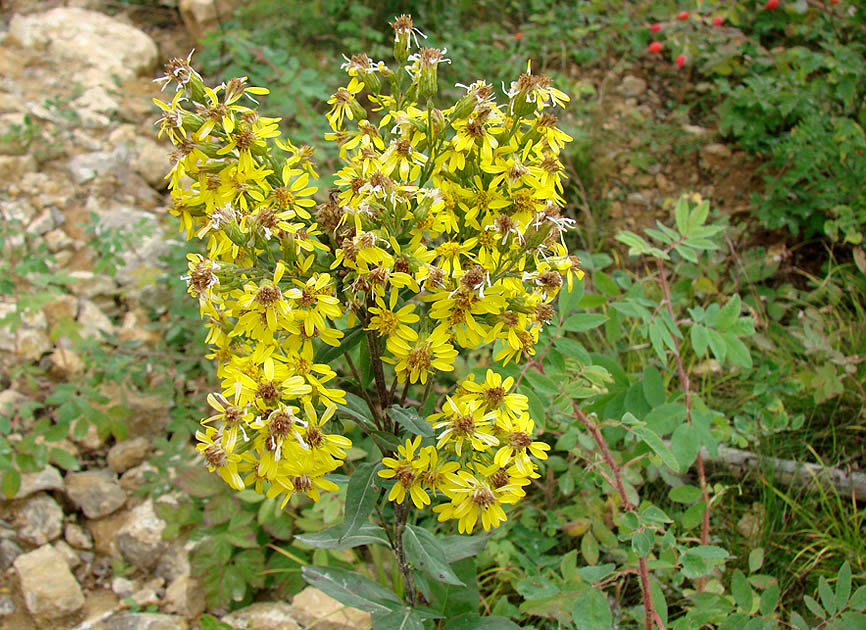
<box><xmin>155</xmin><ymin>15</ymin><xmax>581</xmax><ymax>533</ymax></box>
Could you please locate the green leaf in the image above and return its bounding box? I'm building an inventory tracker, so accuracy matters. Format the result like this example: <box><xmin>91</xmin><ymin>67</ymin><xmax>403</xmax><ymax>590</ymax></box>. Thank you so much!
<box><xmin>441</xmin><ymin>534</ymin><xmax>489</xmax><ymax>563</ymax></box>
<box><xmin>553</xmin><ymin>337</ymin><xmax>591</xmax><ymax>365</ymax></box>
<box><xmin>296</xmin><ymin>522</ymin><xmax>389</xmax><ymax>550</ymax></box>
<box><xmin>337</xmin><ymin>393</ymin><xmax>376</xmax><ymax>429</ymax></box>
<box><xmin>563</xmin><ymin>313</ymin><xmax>608</xmax><ymax>333</ymax></box>
<box><xmin>644</xmin><ymin>403</ymin><xmax>687</xmax><ymax>435</ymax></box>
<box><xmin>444</xmin><ymin>614</ymin><xmax>521</xmax><ymax>630</ymax></box>
<box><xmin>669</xmin><ymin>485</ymin><xmax>701</xmax><ymax>504</ymax></box>
<box><xmin>819</xmin><ymin>576</ymin><xmax>837</xmax><ymax>615</ymax></box>
<box><xmin>316</xmin><ymin>325</ymin><xmax>364</xmax><ymax>364</ymax></box>
<box><xmin>670</xmin><ymin>424</ymin><xmax>700</xmax><ymax>471</ymax></box>
<box><xmin>716</xmin><ymin>295</ymin><xmax>741</xmax><ymax>331</ymax></box>
<box><xmin>571</xmin><ymin>587</ymin><xmax>612</xmax><ymax>630</ymax></box>
<box><xmin>804</xmin><ymin>595</ymin><xmax>825</xmax><ymax>619</ymax></box>
<box><xmin>631</xmin><ymin>529</ymin><xmax>653</xmax><ymax>557</ymax></box>
<box><xmin>748</xmin><ymin>548</ymin><xmax>764</xmax><ymax>573</ymax></box>
<box><xmin>760</xmin><ymin>583</ymin><xmax>779</xmax><ymax>616</ymax></box>
<box><xmin>593</xmin><ymin>272</ymin><xmax>619</xmax><ymax>297</ymax></box>
<box><xmin>525</xmin><ymin>372</ymin><xmax>559</xmax><ymax>397</ymax></box>
<box><xmin>420</xmin><ymin>558</ymin><xmax>479</xmax><ymax>617</ymax></box>
<box><xmin>372</xmin><ymin>606</ymin><xmax>425</xmax><ymax>630</ymax></box>
<box><xmin>1</xmin><ymin>469</ymin><xmax>20</xmax><ymax>498</ymax></box>
<box><xmin>688</xmin><ymin>200</ymin><xmax>710</xmax><ymax>233</ymax></box>
<box><xmin>403</xmin><ymin>524</ymin><xmax>464</xmax><ymax>586</ymax></box>
<box><xmin>842</xmin><ymin>611</ymin><xmax>866</xmax><ymax>630</ymax></box>
<box><xmin>301</xmin><ymin>566</ymin><xmax>399</xmax><ymax>615</ymax></box>
<box><xmin>641</xmin><ymin>366</ymin><xmax>665</xmax><ymax>408</ymax></box>
<box><xmin>789</xmin><ymin>611</ymin><xmax>810</xmax><ymax>630</ymax></box>
<box><xmin>50</xmin><ymin>448</ymin><xmax>80</xmax><ymax>471</ymax></box>
<box><xmin>690</xmin><ymin>324</ymin><xmax>709</xmax><ymax>357</ymax></box>
<box><xmin>836</xmin><ymin>561</ymin><xmax>852</xmax><ymax>611</ymax></box>
<box><xmin>849</xmin><ymin>585</ymin><xmax>866</xmax><ymax>610</ymax></box>
<box><xmin>615</xmin><ymin>231</ymin><xmax>652</xmax><ymax>256</ymax></box>
<box><xmin>581</xmin><ymin>532</ymin><xmax>599</xmax><ymax>565</ymax></box>
<box><xmin>632</xmin><ymin>425</ymin><xmax>679</xmax><ymax>471</ymax></box>
<box><xmin>387</xmin><ymin>405</ymin><xmax>433</xmax><ymax>437</ymax></box>
<box><xmin>558</xmin><ymin>277</ymin><xmax>585</xmax><ymax>318</ymax></box>
<box><xmin>722</xmin><ymin>332</ymin><xmax>752</xmax><ymax>369</ymax></box>
<box><xmin>732</xmin><ymin>570</ymin><xmax>753</xmax><ymax>612</ymax></box>
<box><xmin>675</xmin><ymin>196</ymin><xmax>690</xmax><ymax>235</ymax></box>
<box><xmin>707</xmin><ymin>328</ymin><xmax>727</xmax><ymax>364</ymax></box>
<box><xmin>340</xmin><ymin>462</ymin><xmax>382</xmax><ymax>541</ymax></box>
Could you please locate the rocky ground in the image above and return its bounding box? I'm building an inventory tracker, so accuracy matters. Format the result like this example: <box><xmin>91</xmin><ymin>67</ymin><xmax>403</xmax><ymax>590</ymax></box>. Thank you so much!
<box><xmin>0</xmin><ymin>2</ymin><xmax>765</xmax><ymax>629</ymax></box>
<box><xmin>0</xmin><ymin>3</ymin><xmax>372</xmax><ymax>629</ymax></box>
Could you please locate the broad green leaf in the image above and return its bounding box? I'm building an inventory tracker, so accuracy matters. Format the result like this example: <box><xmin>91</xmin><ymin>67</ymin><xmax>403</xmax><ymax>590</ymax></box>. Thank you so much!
<box><xmin>316</xmin><ymin>325</ymin><xmax>365</xmax><ymax>364</ymax></box>
<box><xmin>748</xmin><ymin>548</ymin><xmax>764</xmax><ymax>573</ymax></box>
<box><xmin>50</xmin><ymin>447</ymin><xmax>81</xmax><ymax>471</ymax></box>
<box><xmin>707</xmin><ymin>328</ymin><xmax>727</xmax><ymax>363</ymax></box>
<box><xmin>340</xmin><ymin>462</ymin><xmax>382</xmax><ymax>541</ymax></box>
<box><xmin>669</xmin><ymin>485</ymin><xmax>702</xmax><ymax>504</ymax></box>
<box><xmin>644</xmin><ymin>402</ymin><xmax>687</xmax><ymax>435</ymax></box>
<box><xmin>674</xmin><ymin>243</ymin><xmax>698</xmax><ymax>263</ymax></box>
<box><xmin>842</xmin><ymin>611</ymin><xmax>866</xmax><ymax>629</ymax></box>
<box><xmin>372</xmin><ymin>606</ymin><xmax>426</xmax><ymax>630</ymax></box>
<box><xmin>301</xmin><ymin>565</ymin><xmax>399</xmax><ymax>615</ymax></box>
<box><xmin>581</xmin><ymin>532</ymin><xmax>599</xmax><ymax>565</ymax></box>
<box><xmin>1</xmin><ymin>469</ymin><xmax>20</xmax><ymax>499</ymax></box>
<box><xmin>732</xmin><ymin>570</ymin><xmax>753</xmax><ymax>612</ymax></box>
<box><xmin>615</xmin><ymin>231</ymin><xmax>652</xmax><ymax>256</ymax></box>
<box><xmin>670</xmin><ymin>424</ymin><xmax>701</xmax><ymax>471</ymax></box>
<box><xmin>421</xmin><ymin>558</ymin><xmax>478</xmax><ymax>616</ymax></box>
<box><xmin>789</xmin><ymin>612</ymin><xmax>810</xmax><ymax>630</ymax></box>
<box><xmin>674</xmin><ymin>196</ymin><xmax>690</xmax><ymax>236</ymax></box>
<box><xmin>553</xmin><ymin>337</ymin><xmax>591</xmax><ymax>364</ymax></box>
<box><xmin>403</xmin><ymin>524</ymin><xmax>464</xmax><ymax>585</ymax></box>
<box><xmin>558</xmin><ymin>277</ymin><xmax>585</xmax><ymax>318</ymax></box>
<box><xmin>563</xmin><ymin>313</ymin><xmax>608</xmax><ymax>333</ymax></box>
<box><xmin>631</xmin><ymin>529</ymin><xmax>653</xmax><ymax>557</ymax></box>
<box><xmin>760</xmin><ymin>583</ymin><xmax>779</xmax><ymax>616</ymax></box>
<box><xmin>387</xmin><ymin>405</ymin><xmax>433</xmax><ymax>437</ymax></box>
<box><xmin>593</xmin><ymin>272</ymin><xmax>619</xmax><ymax>297</ymax></box>
<box><xmin>650</xmin><ymin>577</ymin><xmax>668</xmax><ymax>626</ymax></box>
<box><xmin>632</xmin><ymin>425</ymin><xmax>679</xmax><ymax>471</ymax></box>
<box><xmin>722</xmin><ymin>332</ymin><xmax>752</xmax><ymax>369</ymax></box>
<box><xmin>688</xmin><ymin>200</ymin><xmax>710</xmax><ymax>233</ymax></box>
<box><xmin>571</xmin><ymin>587</ymin><xmax>612</xmax><ymax>630</ymax></box>
<box><xmin>689</xmin><ymin>545</ymin><xmax>729</xmax><ymax>560</ymax></box>
<box><xmin>836</xmin><ymin>561</ymin><xmax>852</xmax><ymax>611</ymax></box>
<box><xmin>577</xmin><ymin>564</ymin><xmax>616</xmax><ymax>584</ymax></box>
<box><xmin>716</xmin><ymin>295</ymin><xmax>741</xmax><ymax>331</ymax></box>
<box><xmin>691</xmin><ymin>324</ymin><xmax>709</xmax><ymax>357</ymax></box>
<box><xmin>296</xmin><ymin>522</ymin><xmax>389</xmax><ymax>550</ymax></box>
<box><xmin>641</xmin><ymin>366</ymin><xmax>665</xmax><ymax>408</ymax></box>
<box><xmin>525</xmin><ymin>372</ymin><xmax>559</xmax><ymax>397</ymax></box>
<box><xmin>440</xmin><ymin>534</ymin><xmax>490</xmax><ymax>564</ymax></box>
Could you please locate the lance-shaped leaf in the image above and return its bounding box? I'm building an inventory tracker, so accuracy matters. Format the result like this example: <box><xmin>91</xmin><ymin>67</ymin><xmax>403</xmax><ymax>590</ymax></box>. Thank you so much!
<box><xmin>337</xmin><ymin>392</ymin><xmax>376</xmax><ymax>430</ymax></box>
<box><xmin>388</xmin><ymin>405</ymin><xmax>433</xmax><ymax>437</ymax></box>
<box><xmin>340</xmin><ymin>461</ymin><xmax>382</xmax><ymax>541</ymax></box>
<box><xmin>316</xmin><ymin>325</ymin><xmax>364</xmax><ymax>364</ymax></box>
<box><xmin>444</xmin><ymin>614</ymin><xmax>522</xmax><ymax>629</ymax></box>
<box><xmin>296</xmin><ymin>522</ymin><xmax>390</xmax><ymax>550</ymax></box>
<box><xmin>403</xmin><ymin>524</ymin><xmax>464</xmax><ymax>586</ymax></box>
<box><xmin>440</xmin><ymin>534</ymin><xmax>489</xmax><ymax>563</ymax></box>
<box><xmin>301</xmin><ymin>565</ymin><xmax>399</xmax><ymax>615</ymax></box>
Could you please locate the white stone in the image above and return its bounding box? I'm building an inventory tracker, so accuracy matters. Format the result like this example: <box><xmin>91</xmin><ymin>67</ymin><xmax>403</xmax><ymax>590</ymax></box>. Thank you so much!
<box><xmin>14</xmin><ymin>545</ymin><xmax>85</xmax><ymax>619</ymax></box>
<box><xmin>116</xmin><ymin>499</ymin><xmax>167</xmax><ymax>570</ymax></box>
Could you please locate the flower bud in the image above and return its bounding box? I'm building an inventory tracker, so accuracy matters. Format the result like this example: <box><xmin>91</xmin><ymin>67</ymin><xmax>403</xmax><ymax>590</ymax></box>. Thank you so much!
<box><xmin>391</xmin><ymin>14</ymin><xmax>415</xmax><ymax>64</ymax></box>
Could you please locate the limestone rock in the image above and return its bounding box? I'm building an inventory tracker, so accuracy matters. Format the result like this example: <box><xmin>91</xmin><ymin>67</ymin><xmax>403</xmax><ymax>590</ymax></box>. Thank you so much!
<box><xmin>54</xmin><ymin>539</ymin><xmax>82</xmax><ymax>569</ymax></box>
<box><xmin>14</xmin><ymin>544</ymin><xmax>85</xmax><ymax>619</ymax></box>
<box><xmin>7</xmin><ymin>9</ymin><xmax>158</xmax><ymax>88</ymax></box>
<box><xmin>116</xmin><ymin>499</ymin><xmax>167</xmax><ymax>570</ymax></box>
<box><xmin>0</xmin><ymin>301</ymin><xmax>51</xmax><ymax>360</ymax></box>
<box><xmin>290</xmin><ymin>587</ymin><xmax>372</xmax><ymax>630</ymax></box>
<box><xmin>0</xmin><ymin>593</ymin><xmax>15</xmax><ymax>616</ymax></box>
<box><xmin>66</xmin><ymin>470</ymin><xmax>127</xmax><ymax>518</ymax></box>
<box><xmin>120</xmin><ymin>462</ymin><xmax>157</xmax><ymax>494</ymax></box>
<box><xmin>618</xmin><ymin>75</ymin><xmax>647</xmax><ymax>98</ymax></box>
<box><xmin>13</xmin><ymin>464</ymin><xmax>63</xmax><ymax>499</ymax></box>
<box><xmin>130</xmin><ymin>136</ymin><xmax>169</xmax><ymax>189</ymax></box>
<box><xmin>164</xmin><ymin>575</ymin><xmax>205</xmax><ymax>619</ymax></box>
<box><xmin>13</xmin><ymin>493</ymin><xmax>64</xmax><ymax>545</ymax></box>
<box><xmin>66</xmin><ymin>270</ymin><xmax>118</xmax><ymax>299</ymax></box>
<box><xmin>106</xmin><ymin>612</ymin><xmax>188</xmax><ymax>630</ymax></box>
<box><xmin>107</xmin><ymin>437</ymin><xmax>152</xmax><ymax>473</ymax></box>
<box><xmin>77</xmin><ymin>298</ymin><xmax>116</xmax><ymax>340</ymax></box>
<box><xmin>179</xmin><ymin>0</ymin><xmax>248</xmax><ymax>41</ymax></box>
<box><xmin>87</xmin><ymin>509</ymin><xmax>132</xmax><ymax>558</ymax></box>
<box><xmin>223</xmin><ymin>602</ymin><xmax>300</xmax><ymax>630</ymax></box>
<box><xmin>65</xmin><ymin>522</ymin><xmax>94</xmax><ymax>550</ymax></box>
<box><xmin>98</xmin><ymin>383</ymin><xmax>171</xmax><ymax>437</ymax></box>
<box><xmin>0</xmin><ymin>538</ymin><xmax>23</xmax><ymax>571</ymax></box>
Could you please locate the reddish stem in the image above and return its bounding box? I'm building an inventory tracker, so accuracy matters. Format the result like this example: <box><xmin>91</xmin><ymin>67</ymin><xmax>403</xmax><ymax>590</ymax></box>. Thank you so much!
<box><xmin>573</xmin><ymin>403</ymin><xmax>662</xmax><ymax>630</ymax></box>
<box><xmin>656</xmin><ymin>258</ymin><xmax>711</xmax><ymax>584</ymax></box>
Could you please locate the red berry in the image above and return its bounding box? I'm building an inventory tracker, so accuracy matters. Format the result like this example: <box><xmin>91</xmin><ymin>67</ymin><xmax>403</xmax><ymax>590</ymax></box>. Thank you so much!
<box><xmin>650</xmin><ymin>23</ymin><xmax>662</xmax><ymax>33</ymax></box>
<box><xmin>765</xmin><ymin>0</ymin><xmax>779</xmax><ymax>8</ymax></box>
<box><xmin>712</xmin><ymin>16</ymin><xmax>723</xmax><ymax>26</ymax></box>
<box><xmin>675</xmin><ymin>55</ymin><xmax>686</xmax><ymax>67</ymax></box>
<box><xmin>514</xmin><ymin>31</ymin><xmax>524</xmax><ymax>41</ymax></box>
<box><xmin>678</xmin><ymin>11</ymin><xmax>689</xmax><ymax>20</ymax></box>
<box><xmin>649</xmin><ymin>42</ymin><xmax>663</xmax><ymax>53</ymax></box>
